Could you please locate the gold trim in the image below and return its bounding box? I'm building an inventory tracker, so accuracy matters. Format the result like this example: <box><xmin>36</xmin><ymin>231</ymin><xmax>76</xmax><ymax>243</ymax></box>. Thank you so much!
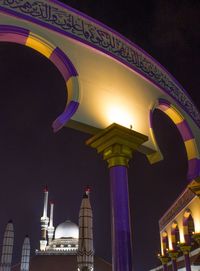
<box><xmin>86</xmin><ymin>123</ymin><xmax>148</xmax><ymax>167</ymax></box>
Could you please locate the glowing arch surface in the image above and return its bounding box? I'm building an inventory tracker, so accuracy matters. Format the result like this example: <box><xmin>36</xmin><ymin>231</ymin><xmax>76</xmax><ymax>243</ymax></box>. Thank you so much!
<box><xmin>0</xmin><ymin>0</ymin><xmax>200</xmax><ymax>171</ymax></box>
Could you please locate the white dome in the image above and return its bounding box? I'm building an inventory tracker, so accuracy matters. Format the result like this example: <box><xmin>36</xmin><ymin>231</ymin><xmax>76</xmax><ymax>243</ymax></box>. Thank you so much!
<box><xmin>55</xmin><ymin>220</ymin><xmax>79</xmax><ymax>239</ymax></box>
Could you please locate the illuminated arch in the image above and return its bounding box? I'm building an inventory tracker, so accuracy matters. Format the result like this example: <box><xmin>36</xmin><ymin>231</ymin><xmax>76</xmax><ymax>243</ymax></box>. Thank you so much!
<box><xmin>150</xmin><ymin>99</ymin><xmax>200</xmax><ymax>181</ymax></box>
<box><xmin>0</xmin><ymin>25</ymin><xmax>80</xmax><ymax>132</ymax></box>
<box><xmin>183</xmin><ymin>209</ymin><xmax>195</xmax><ymax>245</ymax></box>
<box><xmin>171</xmin><ymin>221</ymin><xmax>180</xmax><ymax>250</ymax></box>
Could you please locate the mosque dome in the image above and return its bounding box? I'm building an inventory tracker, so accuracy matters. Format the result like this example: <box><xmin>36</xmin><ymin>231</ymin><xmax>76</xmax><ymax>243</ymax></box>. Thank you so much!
<box><xmin>54</xmin><ymin>220</ymin><xmax>79</xmax><ymax>239</ymax></box>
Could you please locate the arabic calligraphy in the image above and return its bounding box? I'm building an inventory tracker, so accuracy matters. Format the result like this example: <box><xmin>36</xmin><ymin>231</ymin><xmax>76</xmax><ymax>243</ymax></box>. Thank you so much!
<box><xmin>0</xmin><ymin>0</ymin><xmax>200</xmax><ymax>127</ymax></box>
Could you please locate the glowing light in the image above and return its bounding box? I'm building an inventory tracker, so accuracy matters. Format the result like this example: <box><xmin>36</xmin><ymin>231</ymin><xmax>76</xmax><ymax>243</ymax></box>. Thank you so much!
<box><xmin>168</xmin><ymin>239</ymin><xmax>173</xmax><ymax>250</ymax></box>
<box><xmin>107</xmin><ymin>106</ymin><xmax>134</xmax><ymax>129</ymax></box>
<box><xmin>193</xmin><ymin>214</ymin><xmax>200</xmax><ymax>232</ymax></box>
<box><xmin>179</xmin><ymin>229</ymin><xmax>185</xmax><ymax>243</ymax></box>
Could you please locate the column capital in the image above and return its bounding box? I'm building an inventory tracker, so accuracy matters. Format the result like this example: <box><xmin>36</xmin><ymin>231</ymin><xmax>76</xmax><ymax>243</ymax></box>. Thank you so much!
<box><xmin>158</xmin><ymin>255</ymin><xmax>169</xmax><ymax>265</ymax></box>
<box><xmin>188</xmin><ymin>177</ymin><xmax>200</xmax><ymax>197</ymax></box>
<box><xmin>168</xmin><ymin>250</ymin><xmax>179</xmax><ymax>260</ymax></box>
<box><xmin>178</xmin><ymin>244</ymin><xmax>191</xmax><ymax>254</ymax></box>
<box><xmin>86</xmin><ymin>123</ymin><xmax>148</xmax><ymax>167</ymax></box>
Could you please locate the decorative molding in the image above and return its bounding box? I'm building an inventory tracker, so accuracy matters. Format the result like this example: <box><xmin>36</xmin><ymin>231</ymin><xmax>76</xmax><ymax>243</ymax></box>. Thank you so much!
<box><xmin>159</xmin><ymin>189</ymin><xmax>196</xmax><ymax>230</ymax></box>
<box><xmin>0</xmin><ymin>0</ymin><xmax>200</xmax><ymax>128</ymax></box>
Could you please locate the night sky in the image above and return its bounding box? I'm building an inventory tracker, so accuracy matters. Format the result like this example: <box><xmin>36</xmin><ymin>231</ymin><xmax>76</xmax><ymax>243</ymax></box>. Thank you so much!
<box><xmin>0</xmin><ymin>1</ymin><xmax>200</xmax><ymax>270</ymax></box>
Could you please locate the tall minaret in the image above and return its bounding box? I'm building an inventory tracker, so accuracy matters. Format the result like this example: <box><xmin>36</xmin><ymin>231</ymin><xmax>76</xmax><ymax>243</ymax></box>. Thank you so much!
<box><xmin>77</xmin><ymin>187</ymin><xmax>94</xmax><ymax>271</ymax></box>
<box><xmin>0</xmin><ymin>220</ymin><xmax>14</xmax><ymax>271</ymax></box>
<box><xmin>20</xmin><ymin>236</ymin><xmax>30</xmax><ymax>271</ymax></box>
<box><xmin>47</xmin><ymin>201</ymin><xmax>55</xmax><ymax>244</ymax></box>
<box><xmin>40</xmin><ymin>186</ymin><xmax>49</xmax><ymax>251</ymax></box>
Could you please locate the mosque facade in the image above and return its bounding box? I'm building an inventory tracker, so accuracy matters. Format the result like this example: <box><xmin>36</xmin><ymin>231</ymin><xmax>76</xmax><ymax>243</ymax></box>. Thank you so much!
<box><xmin>0</xmin><ymin>188</ymin><xmax>111</xmax><ymax>271</ymax></box>
<box><xmin>150</xmin><ymin>183</ymin><xmax>200</xmax><ymax>271</ymax></box>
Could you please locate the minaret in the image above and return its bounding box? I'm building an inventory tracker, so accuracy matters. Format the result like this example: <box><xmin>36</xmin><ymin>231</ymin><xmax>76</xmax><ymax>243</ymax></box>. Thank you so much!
<box><xmin>0</xmin><ymin>220</ymin><xmax>14</xmax><ymax>271</ymax></box>
<box><xmin>47</xmin><ymin>201</ymin><xmax>55</xmax><ymax>244</ymax></box>
<box><xmin>77</xmin><ymin>187</ymin><xmax>94</xmax><ymax>271</ymax></box>
<box><xmin>40</xmin><ymin>186</ymin><xmax>49</xmax><ymax>251</ymax></box>
<box><xmin>20</xmin><ymin>236</ymin><xmax>30</xmax><ymax>271</ymax></box>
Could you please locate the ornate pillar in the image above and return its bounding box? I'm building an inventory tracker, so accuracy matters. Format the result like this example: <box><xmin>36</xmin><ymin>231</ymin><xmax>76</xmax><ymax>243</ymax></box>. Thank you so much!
<box><xmin>179</xmin><ymin>244</ymin><xmax>191</xmax><ymax>271</ymax></box>
<box><xmin>158</xmin><ymin>255</ymin><xmax>169</xmax><ymax>271</ymax></box>
<box><xmin>168</xmin><ymin>251</ymin><xmax>178</xmax><ymax>271</ymax></box>
<box><xmin>86</xmin><ymin>123</ymin><xmax>148</xmax><ymax>271</ymax></box>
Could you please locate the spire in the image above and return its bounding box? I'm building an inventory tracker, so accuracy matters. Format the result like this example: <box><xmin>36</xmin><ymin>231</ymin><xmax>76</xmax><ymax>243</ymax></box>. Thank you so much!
<box><xmin>20</xmin><ymin>236</ymin><xmax>30</xmax><ymax>271</ymax></box>
<box><xmin>40</xmin><ymin>186</ymin><xmax>49</xmax><ymax>251</ymax></box>
<box><xmin>47</xmin><ymin>201</ymin><xmax>55</xmax><ymax>244</ymax></box>
<box><xmin>0</xmin><ymin>221</ymin><xmax>14</xmax><ymax>271</ymax></box>
<box><xmin>42</xmin><ymin>185</ymin><xmax>48</xmax><ymax>218</ymax></box>
<box><xmin>77</xmin><ymin>187</ymin><xmax>94</xmax><ymax>271</ymax></box>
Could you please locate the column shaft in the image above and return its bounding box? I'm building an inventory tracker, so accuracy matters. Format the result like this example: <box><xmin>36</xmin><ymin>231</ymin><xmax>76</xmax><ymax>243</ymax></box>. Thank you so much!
<box><xmin>184</xmin><ymin>254</ymin><xmax>191</xmax><ymax>271</ymax></box>
<box><xmin>110</xmin><ymin>166</ymin><xmax>133</xmax><ymax>271</ymax></box>
<box><xmin>172</xmin><ymin>259</ymin><xmax>177</xmax><ymax>271</ymax></box>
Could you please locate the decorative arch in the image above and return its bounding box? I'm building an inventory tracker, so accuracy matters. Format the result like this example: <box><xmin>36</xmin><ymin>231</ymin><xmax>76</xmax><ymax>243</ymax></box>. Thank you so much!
<box><xmin>0</xmin><ymin>25</ymin><xmax>80</xmax><ymax>132</ymax></box>
<box><xmin>150</xmin><ymin>99</ymin><xmax>200</xmax><ymax>181</ymax></box>
<box><xmin>171</xmin><ymin>221</ymin><xmax>180</xmax><ymax>250</ymax></box>
<box><xmin>183</xmin><ymin>209</ymin><xmax>195</xmax><ymax>245</ymax></box>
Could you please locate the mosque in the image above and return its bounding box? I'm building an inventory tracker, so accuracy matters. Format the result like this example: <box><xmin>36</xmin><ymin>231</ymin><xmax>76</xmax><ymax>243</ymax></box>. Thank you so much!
<box><xmin>0</xmin><ymin>187</ymin><xmax>111</xmax><ymax>271</ymax></box>
<box><xmin>150</xmin><ymin>182</ymin><xmax>200</xmax><ymax>271</ymax></box>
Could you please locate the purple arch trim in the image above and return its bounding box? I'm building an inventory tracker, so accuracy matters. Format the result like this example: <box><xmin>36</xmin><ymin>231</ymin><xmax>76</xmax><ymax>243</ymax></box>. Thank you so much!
<box><xmin>0</xmin><ymin>25</ymin><xmax>29</xmax><ymax>44</ymax></box>
<box><xmin>0</xmin><ymin>2</ymin><xmax>200</xmax><ymax>129</ymax></box>
<box><xmin>187</xmin><ymin>159</ymin><xmax>200</xmax><ymax>180</ymax></box>
<box><xmin>0</xmin><ymin>25</ymin><xmax>80</xmax><ymax>132</ymax></box>
<box><xmin>52</xmin><ymin>100</ymin><xmax>79</xmax><ymax>132</ymax></box>
<box><xmin>154</xmin><ymin>99</ymin><xmax>200</xmax><ymax>181</ymax></box>
<box><xmin>177</xmin><ymin>120</ymin><xmax>193</xmax><ymax>142</ymax></box>
<box><xmin>49</xmin><ymin>47</ymin><xmax>78</xmax><ymax>82</ymax></box>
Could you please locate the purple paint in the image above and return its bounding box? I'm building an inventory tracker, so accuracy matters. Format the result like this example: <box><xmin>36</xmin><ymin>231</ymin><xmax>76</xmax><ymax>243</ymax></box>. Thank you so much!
<box><xmin>149</xmin><ymin>110</ymin><xmax>153</xmax><ymax>128</ymax></box>
<box><xmin>1</xmin><ymin>6</ymin><xmax>199</xmax><ymax>132</ymax></box>
<box><xmin>177</xmin><ymin>120</ymin><xmax>193</xmax><ymax>141</ymax></box>
<box><xmin>184</xmin><ymin>254</ymin><xmax>191</xmax><ymax>271</ymax></box>
<box><xmin>0</xmin><ymin>25</ymin><xmax>29</xmax><ymax>44</ymax></box>
<box><xmin>172</xmin><ymin>259</ymin><xmax>177</xmax><ymax>271</ymax></box>
<box><xmin>50</xmin><ymin>49</ymin><xmax>71</xmax><ymax>82</ymax></box>
<box><xmin>0</xmin><ymin>25</ymin><xmax>29</xmax><ymax>36</ymax></box>
<box><xmin>50</xmin><ymin>47</ymin><xmax>78</xmax><ymax>81</ymax></box>
<box><xmin>110</xmin><ymin>166</ymin><xmax>133</xmax><ymax>271</ymax></box>
<box><xmin>162</xmin><ymin>264</ymin><xmax>168</xmax><ymax>271</ymax></box>
<box><xmin>158</xmin><ymin>99</ymin><xmax>171</xmax><ymax>107</ymax></box>
<box><xmin>52</xmin><ymin>100</ymin><xmax>79</xmax><ymax>132</ymax></box>
<box><xmin>187</xmin><ymin>158</ymin><xmax>200</xmax><ymax>180</ymax></box>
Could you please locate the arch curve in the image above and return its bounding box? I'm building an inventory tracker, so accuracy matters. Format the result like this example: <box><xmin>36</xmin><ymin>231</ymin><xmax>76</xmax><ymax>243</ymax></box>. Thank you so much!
<box><xmin>0</xmin><ymin>25</ymin><xmax>80</xmax><ymax>132</ymax></box>
<box><xmin>150</xmin><ymin>99</ymin><xmax>200</xmax><ymax>181</ymax></box>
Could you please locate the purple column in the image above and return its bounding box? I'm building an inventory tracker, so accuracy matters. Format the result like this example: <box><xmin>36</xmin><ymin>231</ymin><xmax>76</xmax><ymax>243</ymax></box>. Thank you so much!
<box><xmin>184</xmin><ymin>254</ymin><xmax>191</xmax><ymax>271</ymax></box>
<box><xmin>172</xmin><ymin>259</ymin><xmax>177</xmax><ymax>271</ymax></box>
<box><xmin>162</xmin><ymin>264</ymin><xmax>168</xmax><ymax>271</ymax></box>
<box><xmin>110</xmin><ymin>165</ymin><xmax>133</xmax><ymax>271</ymax></box>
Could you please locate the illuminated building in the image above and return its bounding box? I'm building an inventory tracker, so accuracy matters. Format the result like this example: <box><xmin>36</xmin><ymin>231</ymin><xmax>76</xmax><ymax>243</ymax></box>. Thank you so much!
<box><xmin>9</xmin><ymin>187</ymin><xmax>111</xmax><ymax>271</ymax></box>
<box><xmin>150</xmin><ymin>185</ymin><xmax>200</xmax><ymax>271</ymax></box>
<box><xmin>1</xmin><ymin>0</ymin><xmax>200</xmax><ymax>270</ymax></box>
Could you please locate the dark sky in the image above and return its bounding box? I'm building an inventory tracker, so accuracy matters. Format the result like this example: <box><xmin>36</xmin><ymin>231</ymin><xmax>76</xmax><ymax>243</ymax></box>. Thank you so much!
<box><xmin>0</xmin><ymin>1</ymin><xmax>200</xmax><ymax>271</ymax></box>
